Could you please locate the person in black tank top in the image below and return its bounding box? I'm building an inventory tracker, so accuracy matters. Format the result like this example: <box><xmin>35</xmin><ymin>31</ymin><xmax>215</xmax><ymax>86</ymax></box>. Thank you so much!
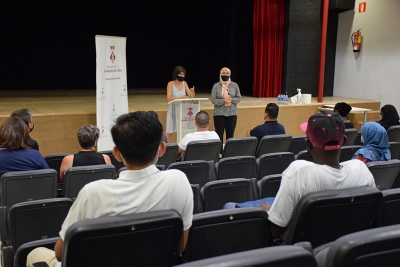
<box><xmin>59</xmin><ymin>125</ymin><xmax>111</xmax><ymax>182</ymax></box>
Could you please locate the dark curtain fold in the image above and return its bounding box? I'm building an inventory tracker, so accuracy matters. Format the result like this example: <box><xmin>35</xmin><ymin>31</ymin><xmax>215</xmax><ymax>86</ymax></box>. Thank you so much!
<box><xmin>253</xmin><ymin>0</ymin><xmax>286</xmax><ymax>97</ymax></box>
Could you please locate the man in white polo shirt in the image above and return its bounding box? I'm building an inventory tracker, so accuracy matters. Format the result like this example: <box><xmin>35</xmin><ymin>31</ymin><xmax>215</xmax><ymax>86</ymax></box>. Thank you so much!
<box><xmin>178</xmin><ymin>111</ymin><xmax>220</xmax><ymax>157</ymax></box>
<box><xmin>27</xmin><ymin>111</ymin><xmax>193</xmax><ymax>267</ymax></box>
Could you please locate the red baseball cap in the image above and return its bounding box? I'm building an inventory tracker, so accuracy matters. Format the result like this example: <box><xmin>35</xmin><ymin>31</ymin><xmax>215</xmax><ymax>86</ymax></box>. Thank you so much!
<box><xmin>300</xmin><ymin>110</ymin><xmax>345</xmax><ymax>150</ymax></box>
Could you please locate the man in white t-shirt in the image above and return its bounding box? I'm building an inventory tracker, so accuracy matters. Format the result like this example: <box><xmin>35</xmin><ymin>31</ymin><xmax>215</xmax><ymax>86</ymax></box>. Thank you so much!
<box><xmin>261</xmin><ymin>110</ymin><xmax>375</xmax><ymax>238</ymax></box>
<box><xmin>178</xmin><ymin>111</ymin><xmax>220</xmax><ymax>156</ymax></box>
<box><xmin>27</xmin><ymin>112</ymin><xmax>193</xmax><ymax>267</ymax></box>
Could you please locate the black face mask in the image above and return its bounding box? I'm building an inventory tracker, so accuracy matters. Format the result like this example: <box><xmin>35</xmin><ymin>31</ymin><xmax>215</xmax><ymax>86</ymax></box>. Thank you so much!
<box><xmin>177</xmin><ymin>76</ymin><xmax>185</xmax><ymax>82</ymax></box>
<box><xmin>221</xmin><ymin>75</ymin><xmax>230</xmax><ymax>82</ymax></box>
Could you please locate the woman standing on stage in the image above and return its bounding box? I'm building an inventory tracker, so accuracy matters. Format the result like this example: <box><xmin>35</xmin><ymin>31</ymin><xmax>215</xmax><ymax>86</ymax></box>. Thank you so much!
<box><xmin>166</xmin><ymin>66</ymin><xmax>195</xmax><ymax>141</ymax></box>
<box><xmin>211</xmin><ymin>67</ymin><xmax>241</xmax><ymax>144</ymax></box>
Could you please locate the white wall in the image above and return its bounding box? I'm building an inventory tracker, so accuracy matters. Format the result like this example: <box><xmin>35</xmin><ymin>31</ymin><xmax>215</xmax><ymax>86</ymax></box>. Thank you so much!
<box><xmin>334</xmin><ymin>0</ymin><xmax>400</xmax><ymax>112</ymax></box>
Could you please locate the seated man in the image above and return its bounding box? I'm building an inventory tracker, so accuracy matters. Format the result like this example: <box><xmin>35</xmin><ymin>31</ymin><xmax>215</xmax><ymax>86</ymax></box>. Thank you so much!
<box><xmin>246</xmin><ymin>103</ymin><xmax>285</xmax><ymax>143</ymax></box>
<box><xmin>178</xmin><ymin>111</ymin><xmax>220</xmax><ymax>157</ymax></box>
<box><xmin>333</xmin><ymin>102</ymin><xmax>354</xmax><ymax>128</ymax></box>
<box><xmin>59</xmin><ymin>124</ymin><xmax>112</xmax><ymax>182</ymax></box>
<box><xmin>10</xmin><ymin>108</ymin><xmax>39</xmax><ymax>150</ymax></box>
<box><xmin>27</xmin><ymin>111</ymin><xmax>193</xmax><ymax>267</ymax></box>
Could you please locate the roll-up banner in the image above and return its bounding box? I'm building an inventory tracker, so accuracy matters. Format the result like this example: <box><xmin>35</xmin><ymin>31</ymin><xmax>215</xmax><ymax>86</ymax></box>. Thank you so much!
<box><xmin>95</xmin><ymin>35</ymin><xmax>128</xmax><ymax>151</ymax></box>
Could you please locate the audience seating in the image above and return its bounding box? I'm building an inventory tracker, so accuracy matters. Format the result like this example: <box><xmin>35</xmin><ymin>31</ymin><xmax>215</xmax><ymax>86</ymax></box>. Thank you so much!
<box><xmin>375</xmin><ymin>188</ymin><xmax>400</xmax><ymax>227</ymax></box>
<box><xmin>0</xmin><ymin>198</ymin><xmax>72</xmax><ymax>266</ymax></box>
<box><xmin>221</xmin><ymin>137</ymin><xmax>258</xmax><ymax>158</ymax></box>
<box><xmin>215</xmin><ymin>156</ymin><xmax>257</xmax><ymax>180</ymax></box>
<box><xmin>314</xmin><ymin>224</ymin><xmax>400</xmax><ymax>267</ymax></box>
<box><xmin>257</xmin><ymin>152</ymin><xmax>294</xmax><ymax>179</ymax></box>
<box><xmin>63</xmin><ymin>164</ymin><xmax>116</xmax><ymax>199</ymax></box>
<box><xmin>98</xmin><ymin>150</ymin><xmax>125</xmax><ymax>171</ymax></box>
<box><xmin>168</xmin><ymin>160</ymin><xmax>215</xmax><ymax>189</ymax></box>
<box><xmin>366</xmin><ymin>159</ymin><xmax>400</xmax><ymax>190</ymax></box>
<box><xmin>181</xmin><ymin>246</ymin><xmax>317</xmax><ymax>267</ymax></box>
<box><xmin>339</xmin><ymin>145</ymin><xmax>361</xmax><ymax>162</ymax></box>
<box><xmin>343</xmin><ymin>128</ymin><xmax>358</xmax><ymax>146</ymax></box>
<box><xmin>191</xmin><ymin>184</ymin><xmax>203</xmax><ymax>214</ymax></box>
<box><xmin>283</xmin><ymin>186</ymin><xmax>382</xmax><ymax>248</ymax></box>
<box><xmin>354</xmin><ymin>132</ymin><xmax>362</xmax><ymax>146</ymax></box>
<box><xmin>157</xmin><ymin>143</ymin><xmax>179</xmax><ymax>168</ymax></box>
<box><xmin>389</xmin><ymin>142</ymin><xmax>400</xmax><ymax>160</ymax></box>
<box><xmin>257</xmin><ymin>175</ymin><xmax>282</xmax><ymax>198</ymax></box>
<box><xmin>256</xmin><ymin>134</ymin><xmax>292</xmax><ymax>158</ymax></box>
<box><xmin>183</xmin><ymin>208</ymin><xmax>270</xmax><ymax>262</ymax></box>
<box><xmin>288</xmin><ymin>136</ymin><xmax>307</xmax><ymax>155</ymax></box>
<box><xmin>201</xmin><ymin>178</ymin><xmax>255</xmax><ymax>212</ymax></box>
<box><xmin>387</xmin><ymin>125</ymin><xmax>400</xmax><ymax>143</ymax></box>
<box><xmin>44</xmin><ymin>153</ymin><xmax>69</xmax><ymax>184</ymax></box>
<box><xmin>0</xmin><ymin>169</ymin><xmax>58</xmax><ymax>210</ymax></box>
<box><xmin>296</xmin><ymin>150</ymin><xmax>313</xmax><ymax>162</ymax></box>
<box><xmin>184</xmin><ymin>140</ymin><xmax>222</xmax><ymax>162</ymax></box>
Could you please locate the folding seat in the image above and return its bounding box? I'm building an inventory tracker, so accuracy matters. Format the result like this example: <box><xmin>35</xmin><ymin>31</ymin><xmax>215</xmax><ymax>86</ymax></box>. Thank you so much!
<box><xmin>256</xmin><ymin>134</ymin><xmax>292</xmax><ymax>158</ymax></box>
<box><xmin>314</xmin><ymin>224</ymin><xmax>400</xmax><ymax>267</ymax></box>
<box><xmin>0</xmin><ymin>169</ymin><xmax>58</xmax><ymax>211</ymax></box>
<box><xmin>389</xmin><ymin>142</ymin><xmax>400</xmax><ymax>160</ymax></box>
<box><xmin>257</xmin><ymin>152</ymin><xmax>294</xmax><ymax>178</ymax></box>
<box><xmin>97</xmin><ymin>150</ymin><xmax>125</xmax><ymax>171</ymax></box>
<box><xmin>191</xmin><ymin>184</ymin><xmax>203</xmax><ymax>214</ymax></box>
<box><xmin>339</xmin><ymin>145</ymin><xmax>361</xmax><ymax>162</ymax></box>
<box><xmin>181</xmin><ymin>246</ymin><xmax>317</xmax><ymax>267</ymax></box>
<box><xmin>375</xmin><ymin>188</ymin><xmax>400</xmax><ymax>227</ymax></box>
<box><xmin>168</xmin><ymin>160</ymin><xmax>215</xmax><ymax>189</ymax></box>
<box><xmin>288</xmin><ymin>136</ymin><xmax>306</xmax><ymax>155</ymax></box>
<box><xmin>183</xmin><ymin>208</ymin><xmax>270</xmax><ymax>262</ymax></box>
<box><xmin>222</xmin><ymin>137</ymin><xmax>258</xmax><ymax>158</ymax></box>
<box><xmin>366</xmin><ymin>159</ymin><xmax>400</xmax><ymax>190</ymax></box>
<box><xmin>343</xmin><ymin>128</ymin><xmax>358</xmax><ymax>146</ymax></box>
<box><xmin>215</xmin><ymin>156</ymin><xmax>257</xmax><ymax>180</ymax></box>
<box><xmin>157</xmin><ymin>143</ymin><xmax>178</xmax><ymax>168</ymax></box>
<box><xmin>183</xmin><ymin>140</ymin><xmax>222</xmax><ymax>162</ymax></box>
<box><xmin>295</xmin><ymin>150</ymin><xmax>313</xmax><ymax>162</ymax></box>
<box><xmin>0</xmin><ymin>198</ymin><xmax>72</xmax><ymax>267</ymax></box>
<box><xmin>388</xmin><ymin>125</ymin><xmax>400</xmax><ymax>143</ymax></box>
<box><xmin>63</xmin><ymin>164</ymin><xmax>115</xmax><ymax>199</ymax></box>
<box><xmin>354</xmin><ymin>132</ymin><xmax>362</xmax><ymax>146</ymax></box>
<box><xmin>283</xmin><ymin>186</ymin><xmax>382</xmax><ymax>248</ymax></box>
<box><xmin>257</xmin><ymin>174</ymin><xmax>282</xmax><ymax>198</ymax></box>
<box><xmin>200</xmin><ymin>178</ymin><xmax>256</xmax><ymax>212</ymax></box>
<box><xmin>44</xmin><ymin>153</ymin><xmax>69</xmax><ymax>184</ymax></box>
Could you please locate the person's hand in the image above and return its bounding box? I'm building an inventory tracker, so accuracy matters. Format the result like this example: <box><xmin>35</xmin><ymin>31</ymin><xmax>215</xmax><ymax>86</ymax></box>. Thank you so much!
<box><xmin>189</xmin><ymin>86</ymin><xmax>195</xmax><ymax>93</ymax></box>
<box><xmin>259</xmin><ymin>202</ymin><xmax>272</xmax><ymax>211</ymax></box>
<box><xmin>181</xmin><ymin>95</ymin><xmax>189</xmax><ymax>99</ymax></box>
<box><xmin>224</xmin><ymin>97</ymin><xmax>232</xmax><ymax>105</ymax></box>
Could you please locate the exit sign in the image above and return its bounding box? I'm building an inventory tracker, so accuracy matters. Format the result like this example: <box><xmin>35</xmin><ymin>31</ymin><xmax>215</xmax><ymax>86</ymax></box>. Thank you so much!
<box><xmin>359</xmin><ymin>2</ymin><xmax>366</xmax><ymax>13</ymax></box>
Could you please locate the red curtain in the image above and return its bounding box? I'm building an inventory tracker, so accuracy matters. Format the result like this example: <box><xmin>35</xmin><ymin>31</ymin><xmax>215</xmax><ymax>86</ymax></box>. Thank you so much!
<box><xmin>253</xmin><ymin>0</ymin><xmax>286</xmax><ymax>97</ymax></box>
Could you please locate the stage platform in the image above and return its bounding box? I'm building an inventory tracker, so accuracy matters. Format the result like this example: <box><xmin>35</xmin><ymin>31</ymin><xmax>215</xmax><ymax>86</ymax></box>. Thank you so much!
<box><xmin>0</xmin><ymin>89</ymin><xmax>381</xmax><ymax>156</ymax></box>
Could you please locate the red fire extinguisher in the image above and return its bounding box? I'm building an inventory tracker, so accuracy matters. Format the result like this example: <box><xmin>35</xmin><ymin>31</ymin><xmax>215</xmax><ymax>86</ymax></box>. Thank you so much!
<box><xmin>351</xmin><ymin>29</ymin><xmax>362</xmax><ymax>52</ymax></box>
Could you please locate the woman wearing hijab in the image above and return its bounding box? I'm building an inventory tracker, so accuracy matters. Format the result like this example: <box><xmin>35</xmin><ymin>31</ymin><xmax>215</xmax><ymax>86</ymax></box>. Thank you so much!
<box><xmin>353</xmin><ymin>122</ymin><xmax>391</xmax><ymax>163</ymax></box>
<box><xmin>377</xmin><ymin>104</ymin><xmax>400</xmax><ymax>131</ymax></box>
<box><xmin>211</xmin><ymin>67</ymin><xmax>241</xmax><ymax>144</ymax></box>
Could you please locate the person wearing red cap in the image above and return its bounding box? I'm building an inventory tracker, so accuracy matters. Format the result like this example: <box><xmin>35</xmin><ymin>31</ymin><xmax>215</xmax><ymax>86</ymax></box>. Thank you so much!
<box><xmin>262</xmin><ymin>110</ymin><xmax>375</xmax><ymax>238</ymax></box>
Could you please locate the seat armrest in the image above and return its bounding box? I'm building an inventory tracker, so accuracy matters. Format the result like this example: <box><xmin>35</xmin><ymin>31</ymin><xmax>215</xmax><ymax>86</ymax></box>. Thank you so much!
<box><xmin>2</xmin><ymin>245</ymin><xmax>14</xmax><ymax>267</ymax></box>
<box><xmin>294</xmin><ymin>241</ymin><xmax>313</xmax><ymax>254</ymax></box>
<box><xmin>0</xmin><ymin>206</ymin><xmax>9</xmax><ymax>242</ymax></box>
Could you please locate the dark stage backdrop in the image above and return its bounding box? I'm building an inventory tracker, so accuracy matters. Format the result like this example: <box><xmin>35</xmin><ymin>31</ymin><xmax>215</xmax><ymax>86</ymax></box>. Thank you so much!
<box><xmin>1</xmin><ymin>1</ymin><xmax>254</xmax><ymax>95</ymax></box>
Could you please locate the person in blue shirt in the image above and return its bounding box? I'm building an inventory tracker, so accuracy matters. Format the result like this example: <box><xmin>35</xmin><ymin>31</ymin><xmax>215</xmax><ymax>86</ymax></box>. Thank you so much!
<box><xmin>246</xmin><ymin>103</ymin><xmax>285</xmax><ymax>143</ymax></box>
<box><xmin>0</xmin><ymin>116</ymin><xmax>49</xmax><ymax>177</ymax></box>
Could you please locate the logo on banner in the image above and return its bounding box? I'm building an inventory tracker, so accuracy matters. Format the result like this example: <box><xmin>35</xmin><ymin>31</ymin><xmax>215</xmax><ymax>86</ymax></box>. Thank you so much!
<box><xmin>99</xmin><ymin>126</ymin><xmax>108</xmax><ymax>138</ymax></box>
<box><xmin>182</xmin><ymin>107</ymin><xmax>195</xmax><ymax>129</ymax></box>
<box><xmin>98</xmin><ymin>87</ymin><xmax>106</xmax><ymax>100</ymax></box>
<box><xmin>110</xmin><ymin>46</ymin><xmax>116</xmax><ymax>63</ymax></box>
<box><xmin>109</xmin><ymin>104</ymin><xmax>119</xmax><ymax>120</ymax></box>
<box><xmin>120</xmin><ymin>85</ymin><xmax>127</xmax><ymax>96</ymax></box>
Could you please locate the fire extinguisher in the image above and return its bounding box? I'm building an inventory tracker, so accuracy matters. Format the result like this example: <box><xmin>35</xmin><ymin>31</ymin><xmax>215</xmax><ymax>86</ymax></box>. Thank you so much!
<box><xmin>351</xmin><ymin>29</ymin><xmax>362</xmax><ymax>52</ymax></box>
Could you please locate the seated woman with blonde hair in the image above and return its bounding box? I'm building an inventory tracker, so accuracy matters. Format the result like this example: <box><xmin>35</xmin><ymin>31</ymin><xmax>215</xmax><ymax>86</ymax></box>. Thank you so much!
<box><xmin>59</xmin><ymin>125</ymin><xmax>111</xmax><ymax>182</ymax></box>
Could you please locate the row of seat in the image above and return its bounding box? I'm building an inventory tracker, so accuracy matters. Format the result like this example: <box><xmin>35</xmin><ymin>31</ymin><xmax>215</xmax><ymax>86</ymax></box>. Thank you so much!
<box><xmin>4</xmin><ymin>185</ymin><xmax>400</xmax><ymax>267</ymax></box>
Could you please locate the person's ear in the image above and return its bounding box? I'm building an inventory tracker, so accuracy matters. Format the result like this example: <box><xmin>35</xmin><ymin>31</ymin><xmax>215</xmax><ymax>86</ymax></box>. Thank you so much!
<box><xmin>93</xmin><ymin>140</ymin><xmax>98</xmax><ymax>147</ymax></box>
<box><xmin>158</xmin><ymin>141</ymin><xmax>166</xmax><ymax>158</ymax></box>
<box><xmin>113</xmin><ymin>146</ymin><xmax>123</xmax><ymax>162</ymax></box>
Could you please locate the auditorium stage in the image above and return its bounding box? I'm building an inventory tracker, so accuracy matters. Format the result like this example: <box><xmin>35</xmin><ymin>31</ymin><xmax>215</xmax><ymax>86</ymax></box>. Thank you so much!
<box><xmin>0</xmin><ymin>89</ymin><xmax>381</xmax><ymax>156</ymax></box>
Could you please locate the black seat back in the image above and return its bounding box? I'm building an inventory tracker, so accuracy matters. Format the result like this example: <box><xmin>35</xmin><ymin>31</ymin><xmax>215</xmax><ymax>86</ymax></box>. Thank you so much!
<box><xmin>216</xmin><ymin>156</ymin><xmax>257</xmax><ymax>180</ymax></box>
<box><xmin>343</xmin><ymin>128</ymin><xmax>358</xmax><ymax>146</ymax></box>
<box><xmin>389</xmin><ymin>142</ymin><xmax>400</xmax><ymax>160</ymax></box>
<box><xmin>222</xmin><ymin>137</ymin><xmax>258</xmax><ymax>158</ymax></box>
<box><xmin>64</xmin><ymin>164</ymin><xmax>116</xmax><ymax>199</ymax></box>
<box><xmin>0</xmin><ymin>170</ymin><xmax>58</xmax><ymax>210</ymax></box>
<box><xmin>388</xmin><ymin>125</ymin><xmax>400</xmax><ymax>143</ymax></box>
<box><xmin>201</xmin><ymin>178</ymin><xmax>254</xmax><ymax>212</ymax></box>
<box><xmin>157</xmin><ymin>143</ymin><xmax>178</xmax><ymax>168</ymax></box>
<box><xmin>285</xmin><ymin>186</ymin><xmax>382</xmax><ymax>247</ymax></box>
<box><xmin>168</xmin><ymin>160</ymin><xmax>215</xmax><ymax>189</ymax></box>
<box><xmin>184</xmin><ymin>140</ymin><xmax>221</xmax><ymax>162</ymax></box>
<box><xmin>191</xmin><ymin>184</ymin><xmax>203</xmax><ymax>214</ymax></box>
<box><xmin>257</xmin><ymin>174</ymin><xmax>282</xmax><ymax>198</ymax></box>
<box><xmin>62</xmin><ymin>210</ymin><xmax>183</xmax><ymax>267</ymax></box>
<box><xmin>98</xmin><ymin>150</ymin><xmax>125</xmax><ymax>171</ymax></box>
<box><xmin>257</xmin><ymin>152</ymin><xmax>294</xmax><ymax>178</ymax></box>
<box><xmin>44</xmin><ymin>153</ymin><xmax>69</xmax><ymax>183</ymax></box>
<box><xmin>354</xmin><ymin>132</ymin><xmax>362</xmax><ymax>146</ymax></box>
<box><xmin>256</xmin><ymin>134</ymin><xmax>292</xmax><ymax>158</ymax></box>
<box><xmin>366</xmin><ymin>159</ymin><xmax>400</xmax><ymax>190</ymax></box>
<box><xmin>289</xmin><ymin>136</ymin><xmax>307</xmax><ymax>155</ymax></box>
<box><xmin>295</xmin><ymin>150</ymin><xmax>313</xmax><ymax>162</ymax></box>
<box><xmin>376</xmin><ymin>188</ymin><xmax>400</xmax><ymax>227</ymax></box>
<box><xmin>183</xmin><ymin>208</ymin><xmax>270</xmax><ymax>262</ymax></box>
<box><xmin>14</xmin><ymin>237</ymin><xmax>58</xmax><ymax>267</ymax></box>
<box><xmin>339</xmin><ymin>145</ymin><xmax>361</xmax><ymax>162</ymax></box>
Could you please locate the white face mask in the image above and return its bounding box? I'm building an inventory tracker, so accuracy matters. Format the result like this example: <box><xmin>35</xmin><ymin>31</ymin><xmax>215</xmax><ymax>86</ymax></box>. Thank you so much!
<box><xmin>361</xmin><ymin>136</ymin><xmax>364</xmax><ymax>143</ymax></box>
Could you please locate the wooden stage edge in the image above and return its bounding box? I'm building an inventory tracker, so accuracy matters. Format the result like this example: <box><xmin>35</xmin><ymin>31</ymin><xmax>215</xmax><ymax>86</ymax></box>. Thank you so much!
<box><xmin>0</xmin><ymin>89</ymin><xmax>381</xmax><ymax>156</ymax></box>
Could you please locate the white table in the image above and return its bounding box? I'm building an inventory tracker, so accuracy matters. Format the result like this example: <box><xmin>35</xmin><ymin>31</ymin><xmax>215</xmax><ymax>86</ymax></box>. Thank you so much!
<box><xmin>319</xmin><ymin>105</ymin><xmax>372</xmax><ymax>125</ymax></box>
